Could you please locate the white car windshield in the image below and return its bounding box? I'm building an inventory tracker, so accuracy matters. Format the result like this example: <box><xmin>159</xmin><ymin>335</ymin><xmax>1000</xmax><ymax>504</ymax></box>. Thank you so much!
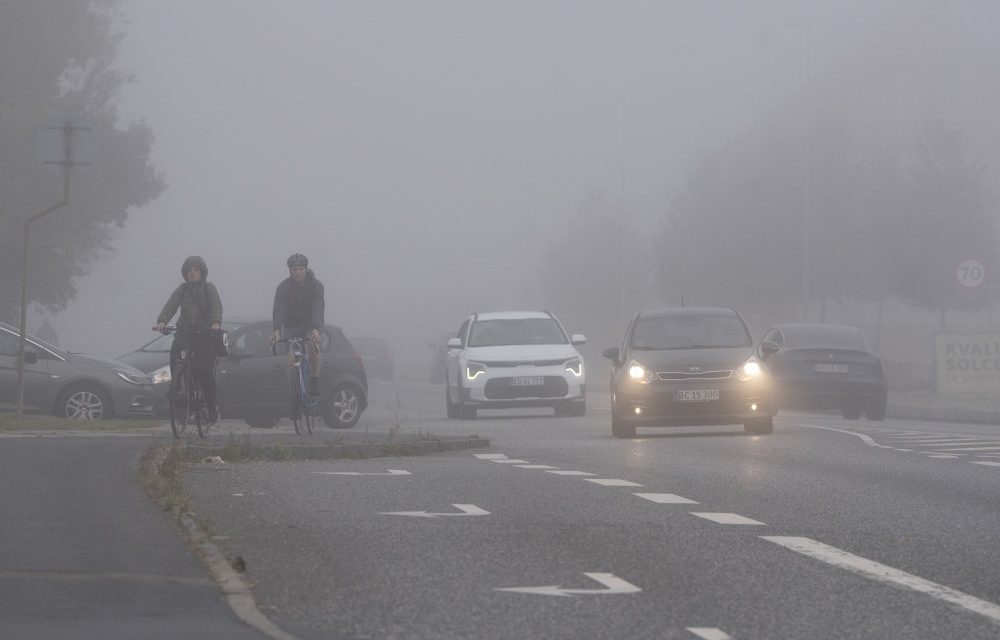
<box><xmin>632</xmin><ymin>314</ymin><xmax>751</xmax><ymax>350</ymax></box>
<box><xmin>468</xmin><ymin>318</ymin><xmax>568</xmax><ymax>347</ymax></box>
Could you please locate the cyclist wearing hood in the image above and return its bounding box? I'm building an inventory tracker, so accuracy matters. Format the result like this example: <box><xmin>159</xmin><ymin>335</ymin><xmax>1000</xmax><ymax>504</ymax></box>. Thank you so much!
<box><xmin>272</xmin><ymin>253</ymin><xmax>325</xmax><ymax>396</ymax></box>
<box><xmin>153</xmin><ymin>256</ymin><xmax>223</xmax><ymax>423</ymax></box>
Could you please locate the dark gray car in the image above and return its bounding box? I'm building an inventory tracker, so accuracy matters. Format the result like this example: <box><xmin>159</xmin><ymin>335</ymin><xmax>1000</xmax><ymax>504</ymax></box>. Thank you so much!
<box><xmin>0</xmin><ymin>322</ymin><xmax>156</xmax><ymax>419</ymax></box>
<box><xmin>118</xmin><ymin>318</ymin><xmax>368</xmax><ymax>429</ymax></box>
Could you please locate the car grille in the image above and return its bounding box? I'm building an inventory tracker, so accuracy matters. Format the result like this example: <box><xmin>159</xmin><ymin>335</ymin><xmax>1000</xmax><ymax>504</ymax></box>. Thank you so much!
<box><xmin>484</xmin><ymin>377</ymin><xmax>570</xmax><ymax>399</ymax></box>
<box><xmin>655</xmin><ymin>370</ymin><xmax>733</xmax><ymax>381</ymax></box>
<box><xmin>480</xmin><ymin>359</ymin><xmax>568</xmax><ymax>368</ymax></box>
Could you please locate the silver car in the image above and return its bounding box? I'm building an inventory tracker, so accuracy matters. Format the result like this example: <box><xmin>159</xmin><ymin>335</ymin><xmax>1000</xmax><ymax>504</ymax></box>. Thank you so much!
<box><xmin>0</xmin><ymin>322</ymin><xmax>155</xmax><ymax>419</ymax></box>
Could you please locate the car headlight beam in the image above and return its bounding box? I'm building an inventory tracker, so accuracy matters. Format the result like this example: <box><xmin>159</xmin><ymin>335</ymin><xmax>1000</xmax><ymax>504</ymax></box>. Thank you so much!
<box><xmin>627</xmin><ymin>359</ymin><xmax>654</xmax><ymax>384</ymax></box>
<box><xmin>735</xmin><ymin>358</ymin><xmax>764</xmax><ymax>382</ymax></box>
<box><xmin>564</xmin><ymin>358</ymin><xmax>583</xmax><ymax>377</ymax></box>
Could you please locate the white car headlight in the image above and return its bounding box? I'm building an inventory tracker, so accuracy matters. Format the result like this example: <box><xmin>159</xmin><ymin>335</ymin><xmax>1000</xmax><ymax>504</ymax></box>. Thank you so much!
<box><xmin>465</xmin><ymin>361</ymin><xmax>486</xmax><ymax>380</ymax></box>
<box><xmin>149</xmin><ymin>364</ymin><xmax>172</xmax><ymax>385</ymax></box>
<box><xmin>735</xmin><ymin>358</ymin><xmax>764</xmax><ymax>382</ymax></box>
<box><xmin>113</xmin><ymin>368</ymin><xmax>151</xmax><ymax>385</ymax></box>
<box><xmin>627</xmin><ymin>359</ymin><xmax>654</xmax><ymax>384</ymax></box>
<box><xmin>564</xmin><ymin>357</ymin><xmax>583</xmax><ymax>377</ymax></box>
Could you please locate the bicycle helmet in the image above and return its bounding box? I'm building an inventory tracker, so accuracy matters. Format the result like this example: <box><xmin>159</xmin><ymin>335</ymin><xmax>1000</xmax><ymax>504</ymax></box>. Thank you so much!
<box><xmin>181</xmin><ymin>255</ymin><xmax>208</xmax><ymax>279</ymax></box>
<box><xmin>287</xmin><ymin>253</ymin><xmax>309</xmax><ymax>268</ymax></box>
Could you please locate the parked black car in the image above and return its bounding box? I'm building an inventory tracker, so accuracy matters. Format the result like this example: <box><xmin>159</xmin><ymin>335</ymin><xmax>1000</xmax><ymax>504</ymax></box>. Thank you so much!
<box><xmin>0</xmin><ymin>321</ymin><xmax>155</xmax><ymax>419</ymax></box>
<box><xmin>118</xmin><ymin>318</ymin><xmax>368</xmax><ymax>429</ymax></box>
<box><xmin>348</xmin><ymin>336</ymin><xmax>394</xmax><ymax>380</ymax></box>
<box><xmin>757</xmin><ymin>323</ymin><xmax>887</xmax><ymax>420</ymax></box>
<box><xmin>603</xmin><ymin>307</ymin><xmax>773</xmax><ymax>438</ymax></box>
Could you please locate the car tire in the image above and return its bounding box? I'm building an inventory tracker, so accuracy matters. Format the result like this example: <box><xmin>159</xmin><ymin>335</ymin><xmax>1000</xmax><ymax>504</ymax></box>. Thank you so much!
<box><xmin>445</xmin><ymin>376</ymin><xmax>459</xmax><ymax>418</ymax></box>
<box><xmin>455</xmin><ymin>377</ymin><xmax>477</xmax><ymax>419</ymax></box>
<box><xmin>55</xmin><ymin>383</ymin><xmax>112</xmax><ymax>420</ymax></box>
<box><xmin>323</xmin><ymin>383</ymin><xmax>363</xmax><ymax>429</ymax></box>
<box><xmin>610</xmin><ymin>394</ymin><xmax>635</xmax><ymax>438</ymax></box>
<box><xmin>867</xmin><ymin>393</ymin><xmax>887</xmax><ymax>421</ymax></box>
<box><xmin>246</xmin><ymin>416</ymin><xmax>279</xmax><ymax>429</ymax></box>
<box><xmin>744</xmin><ymin>416</ymin><xmax>773</xmax><ymax>435</ymax></box>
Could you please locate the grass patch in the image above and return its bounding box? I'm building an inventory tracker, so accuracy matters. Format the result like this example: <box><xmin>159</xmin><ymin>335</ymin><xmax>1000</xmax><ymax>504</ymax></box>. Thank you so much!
<box><xmin>0</xmin><ymin>412</ymin><xmax>158</xmax><ymax>432</ymax></box>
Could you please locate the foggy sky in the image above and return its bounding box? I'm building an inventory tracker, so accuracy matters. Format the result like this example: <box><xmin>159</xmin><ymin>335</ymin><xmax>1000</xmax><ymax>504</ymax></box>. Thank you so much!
<box><xmin>43</xmin><ymin>0</ymin><xmax>1000</xmax><ymax>379</ymax></box>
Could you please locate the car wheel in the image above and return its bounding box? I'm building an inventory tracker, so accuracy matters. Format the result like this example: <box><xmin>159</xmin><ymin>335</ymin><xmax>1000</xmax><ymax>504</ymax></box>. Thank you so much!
<box><xmin>610</xmin><ymin>394</ymin><xmax>635</xmax><ymax>438</ymax></box>
<box><xmin>246</xmin><ymin>416</ymin><xmax>279</xmax><ymax>429</ymax></box>
<box><xmin>842</xmin><ymin>407</ymin><xmax>862</xmax><ymax>420</ymax></box>
<box><xmin>323</xmin><ymin>383</ymin><xmax>362</xmax><ymax>429</ymax></box>
<box><xmin>56</xmin><ymin>383</ymin><xmax>112</xmax><ymax>420</ymax></box>
<box><xmin>866</xmin><ymin>393</ymin><xmax>887</xmax><ymax>421</ymax></box>
<box><xmin>456</xmin><ymin>377</ymin><xmax>476</xmax><ymax>419</ymax></box>
<box><xmin>744</xmin><ymin>416</ymin><xmax>773</xmax><ymax>435</ymax></box>
<box><xmin>445</xmin><ymin>376</ymin><xmax>459</xmax><ymax>418</ymax></box>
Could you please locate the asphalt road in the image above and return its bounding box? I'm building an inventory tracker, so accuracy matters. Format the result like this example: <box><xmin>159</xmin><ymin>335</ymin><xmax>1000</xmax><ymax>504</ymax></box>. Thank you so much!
<box><xmin>178</xmin><ymin>381</ymin><xmax>1000</xmax><ymax>640</ymax></box>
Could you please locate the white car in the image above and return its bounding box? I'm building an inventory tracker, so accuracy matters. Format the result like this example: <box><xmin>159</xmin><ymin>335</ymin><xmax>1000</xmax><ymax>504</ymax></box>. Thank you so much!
<box><xmin>445</xmin><ymin>311</ymin><xmax>586</xmax><ymax>419</ymax></box>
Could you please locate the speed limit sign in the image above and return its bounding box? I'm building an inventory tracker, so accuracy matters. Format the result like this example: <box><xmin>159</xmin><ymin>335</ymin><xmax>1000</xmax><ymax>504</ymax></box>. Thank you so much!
<box><xmin>957</xmin><ymin>259</ymin><xmax>985</xmax><ymax>288</ymax></box>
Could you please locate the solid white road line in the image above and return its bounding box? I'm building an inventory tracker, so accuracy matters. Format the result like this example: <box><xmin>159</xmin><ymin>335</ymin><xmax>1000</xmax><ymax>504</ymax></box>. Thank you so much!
<box><xmin>928</xmin><ymin>446</ymin><xmax>1000</xmax><ymax>452</ymax></box>
<box><xmin>970</xmin><ymin>461</ymin><xmax>1000</xmax><ymax>467</ymax></box>
<box><xmin>927</xmin><ymin>455</ymin><xmax>961</xmax><ymax>459</ymax></box>
<box><xmin>585</xmin><ymin>479</ymin><xmax>644</xmax><ymax>487</ymax></box>
<box><xmin>474</xmin><ymin>453</ymin><xmax>508</xmax><ymax>459</ymax></box>
<box><xmin>691</xmin><ymin>513</ymin><xmax>766</xmax><ymax>526</ymax></box>
<box><xmin>762</xmin><ymin>536</ymin><xmax>1000</xmax><ymax>624</ymax></box>
<box><xmin>633</xmin><ymin>493</ymin><xmax>699</xmax><ymax>504</ymax></box>
<box><xmin>546</xmin><ymin>470</ymin><xmax>596</xmax><ymax>476</ymax></box>
<box><xmin>799</xmin><ymin>424</ymin><xmax>876</xmax><ymax>445</ymax></box>
<box><xmin>491</xmin><ymin>459</ymin><xmax>531</xmax><ymax>464</ymax></box>
<box><xmin>687</xmin><ymin>628</ymin><xmax>733</xmax><ymax>640</ymax></box>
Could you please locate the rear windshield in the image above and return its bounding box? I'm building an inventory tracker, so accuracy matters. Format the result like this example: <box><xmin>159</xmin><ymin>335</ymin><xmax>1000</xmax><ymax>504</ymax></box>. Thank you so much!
<box><xmin>782</xmin><ymin>325</ymin><xmax>868</xmax><ymax>351</ymax></box>
<box><xmin>631</xmin><ymin>314</ymin><xmax>751</xmax><ymax>350</ymax></box>
<box><xmin>468</xmin><ymin>318</ymin><xmax>568</xmax><ymax>347</ymax></box>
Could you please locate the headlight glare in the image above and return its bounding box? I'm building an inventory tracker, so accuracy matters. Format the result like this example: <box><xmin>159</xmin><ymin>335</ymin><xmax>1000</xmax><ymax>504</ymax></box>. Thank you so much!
<box><xmin>736</xmin><ymin>358</ymin><xmax>764</xmax><ymax>382</ymax></box>
<box><xmin>627</xmin><ymin>360</ymin><xmax>653</xmax><ymax>384</ymax></box>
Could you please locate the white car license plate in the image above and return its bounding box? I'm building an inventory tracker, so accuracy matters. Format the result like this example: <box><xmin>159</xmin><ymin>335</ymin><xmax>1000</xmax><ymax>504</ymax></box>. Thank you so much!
<box><xmin>674</xmin><ymin>389</ymin><xmax>719</xmax><ymax>402</ymax></box>
<box><xmin>814</xmin><ymin>363</ymin><xmax>848</xmax><ymax>373</ymax></box>
<box><xmin>511</xmin><ymin>376</ymin><xmax>544</xmax><ymax>386</ymax></box>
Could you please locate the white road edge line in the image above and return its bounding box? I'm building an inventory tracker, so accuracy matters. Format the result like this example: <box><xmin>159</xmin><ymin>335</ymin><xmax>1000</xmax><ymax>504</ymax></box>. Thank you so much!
<box><xmin>799</xmin><ymin>424</ymin><xmax>876</xmax><ymax>445</ymax></box>
<box><xmin>762</xmin><ymin>536</ymin><xmax>1000</xmax><ymax>624</ymax></box>
<box><xmin>687</xmin><ymin>628</ymin><xmax>733</xmax><ymax>640</ymax></box>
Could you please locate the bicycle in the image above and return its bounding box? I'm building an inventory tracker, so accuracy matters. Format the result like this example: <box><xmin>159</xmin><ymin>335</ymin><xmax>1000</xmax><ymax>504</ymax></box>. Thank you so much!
<box><xmin>273</xmin><ymin>335</ymin><xmax>319</xmax><ymax>435</ymax></box>
<box><xmin>159</xmin><ymin>325</ymin><xmax>214</xmax><ymax>439</ymax></box>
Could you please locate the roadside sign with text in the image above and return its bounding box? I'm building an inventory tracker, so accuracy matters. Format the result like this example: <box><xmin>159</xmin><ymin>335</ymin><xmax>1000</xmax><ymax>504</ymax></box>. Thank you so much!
<box><xmin>935</xmin><ymin>332</ymin><xmax>1000</xmax><ymax>394</ymax></box>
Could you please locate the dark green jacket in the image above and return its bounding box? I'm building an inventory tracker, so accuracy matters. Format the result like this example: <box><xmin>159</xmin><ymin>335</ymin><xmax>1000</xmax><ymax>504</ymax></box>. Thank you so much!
<box><xmin>157</xmin><ymin>281</ymin><xmax>223</xmax><ymax>329</ymax></box>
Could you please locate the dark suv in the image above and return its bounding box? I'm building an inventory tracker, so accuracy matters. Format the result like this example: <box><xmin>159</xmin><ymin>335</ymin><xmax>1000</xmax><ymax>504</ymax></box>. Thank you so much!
<box><xmin>118</xmin><ymin>318</ymin><xmax>368</xmax><ymax>429</ymax></box>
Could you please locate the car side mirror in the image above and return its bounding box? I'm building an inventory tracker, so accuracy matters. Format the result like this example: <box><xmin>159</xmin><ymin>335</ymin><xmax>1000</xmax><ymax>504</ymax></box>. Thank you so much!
<box><xmin>602</xmin><ymin>347</ymin><xmax>620</xmax><ymax>363</ymax></box>
<box><xmin>760</xmin><ymin>341</ymin><xmax>779</xmax><ymax>356</ymax></box>
<box><xmin>24</xmin><ymin>351</ymin><xmax>38</xmax><ymax>365</ymax></box>
<box><xmin>571</xmin><ymin>333</ymin><xmax>587</xmax><ymax>345</ymax></box>
<box><xmin>447</xmin><ymin>337</ymin><xmax>462</xmax><ymax>349</ymax></box>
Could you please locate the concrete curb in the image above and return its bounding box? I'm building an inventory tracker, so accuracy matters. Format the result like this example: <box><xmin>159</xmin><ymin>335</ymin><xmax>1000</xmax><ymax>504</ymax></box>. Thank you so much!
<box><xmin>886</xmin><ymin>402</ymin><xmax>1000</xmax><ymax>426</ymax></box>
<box><xmin>178</xmin><ymin>434</ymin><xmax>490</xmax><ymax>462</ymax></box>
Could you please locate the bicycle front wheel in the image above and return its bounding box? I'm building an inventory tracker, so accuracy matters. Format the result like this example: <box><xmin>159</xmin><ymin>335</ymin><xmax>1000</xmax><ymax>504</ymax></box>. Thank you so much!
<box><xmin>169</xmin><ymin>371</ymin><xmax>187</xmax><ymax>439</ymax></box>
<box><xmin>292</xmin><ymin>395</ymin><xmax>304</xmax><ymax>435</ymax></box>
<box><xmin>304</xmin><ymin>400</ymin><xmax>315</xmax><ymax>435</ymax></box>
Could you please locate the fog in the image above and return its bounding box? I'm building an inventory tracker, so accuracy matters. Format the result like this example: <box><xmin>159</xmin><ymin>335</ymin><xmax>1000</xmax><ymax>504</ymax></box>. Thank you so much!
<box><xmin>41</xmin><ymin>0</ymin><xmax>1000</xmax><ymax>382</ymax></box>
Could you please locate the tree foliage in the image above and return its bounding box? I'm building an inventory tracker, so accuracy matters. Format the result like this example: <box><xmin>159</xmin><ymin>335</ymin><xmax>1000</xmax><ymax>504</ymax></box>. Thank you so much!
<box><xmin>0</xmin><ymin>1</ymin><xmax>164</xmax><ymax>322</ymax></box>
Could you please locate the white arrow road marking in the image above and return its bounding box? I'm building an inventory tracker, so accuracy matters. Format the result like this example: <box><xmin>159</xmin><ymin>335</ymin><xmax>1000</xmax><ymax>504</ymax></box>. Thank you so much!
<box><xmin>378</xmin><ymin>504</ymin><xmax>490</xmax><ymax>518</ymax></box>
<box><xmin>687</xmin><ymin>628</ymin><xmax>733</xmax><ymax>640</ymax></box>
<box><xmin>634</xmin><ymin>493</ymin><xmax>699</xmax><ymax>504</ymax></box>
<box><xmin>496</xmin><ymin>572</ymin><xmax>641</xmax><ymax>597</ymax></box>
<box><xmin>762</xmin><ymin>536</ymin><xmax>1000</xmax><ymax>624</ymax></box>
<box><xmin>691</xmin><ymin>513</ymin><xmax>766</xmax><ymax>525</ymax></box>
<box><xmin>314</xmin><ymin>469</ymin><xmax>411</xmax><ymax>476</ymax></box>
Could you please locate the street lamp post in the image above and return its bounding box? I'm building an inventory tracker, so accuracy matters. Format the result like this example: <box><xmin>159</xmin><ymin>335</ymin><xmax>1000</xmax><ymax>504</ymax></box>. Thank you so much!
<box><xmin>15</xmin><ymin>120</ymin><xmax>90</xmax><ymax>418</ymax></box>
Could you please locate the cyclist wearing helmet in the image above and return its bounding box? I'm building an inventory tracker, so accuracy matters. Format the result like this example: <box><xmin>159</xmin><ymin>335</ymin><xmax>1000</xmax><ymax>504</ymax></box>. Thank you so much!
<box><xmin>153</xmin><ymin>256</ymin><xmax>223</xmax><ymax>423</ymax></box>
<box><xmin>272</xmin><ymin>253</ymin><xmax>325</xmax><ymax>396</ymax></box>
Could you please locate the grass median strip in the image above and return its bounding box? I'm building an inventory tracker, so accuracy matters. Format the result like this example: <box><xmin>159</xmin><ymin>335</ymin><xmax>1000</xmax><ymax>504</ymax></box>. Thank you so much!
<box><xmin>0</xmin><ymin>413</ymin><xmax>157</xmax><ymax>432</ymax></box>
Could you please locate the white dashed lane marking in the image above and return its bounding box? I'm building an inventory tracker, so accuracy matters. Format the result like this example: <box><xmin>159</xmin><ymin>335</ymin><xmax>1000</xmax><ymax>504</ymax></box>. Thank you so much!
<box><xmin>546</xmin><ymin>470</ymin><xmax>596</xmax><ymax>476</ymax></box>
<box><xmin>634</xmin><ymin>493</ymin><xmax>699</xmax><ymax>504</ymax></box>
<box><xmin>474</xmin><ymin>453</ymin><xmax>509</xmax><ymax>460</ymax></box>
<box><xmin>691</xmin><ymin>513</ymin><xmax>766</xmax><ymax>526</ymax></box>
<box><xmin>970</xmin><ymin>461</ymin><xmax>1000</xmax><ymax>467</ymax></box>
<box><xmin>515</xmin><ymin>465</ymin><xmax>558</xmax><ymax>469</ymax></box>
<box><xmin>586</xmin><ymin>479</ymin><xmax>644</xmax><ymax>487</ymax></box>
<box><xmin>687</xmin><ymin>628</ymin><xmax>733</xmax><ymax>640</ymax></box>
<box><xmin>491</xmin><ymin>459</ymin><xmax>530</xmax><ymax>464</ymax></box>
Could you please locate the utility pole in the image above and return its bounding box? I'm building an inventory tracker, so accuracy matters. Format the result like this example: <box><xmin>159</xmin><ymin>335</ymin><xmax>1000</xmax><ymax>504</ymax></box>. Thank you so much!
<box><xmin>16</xmin><ymin>120</ymin><xmax>91</xmax><ymax>418</ymax></box>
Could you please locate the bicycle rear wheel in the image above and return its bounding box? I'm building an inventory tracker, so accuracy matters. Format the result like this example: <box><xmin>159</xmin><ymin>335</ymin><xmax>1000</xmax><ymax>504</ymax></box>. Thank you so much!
<box><xmin>169</xmin><ymin>368</ymin><xmax>188</xmax><ymax>439</ymax></box>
